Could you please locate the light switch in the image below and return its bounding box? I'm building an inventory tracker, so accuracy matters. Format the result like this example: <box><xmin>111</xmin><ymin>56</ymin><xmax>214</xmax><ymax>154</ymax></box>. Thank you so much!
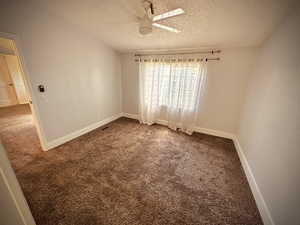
<box><xmin>38</xmin><ymin>85</ymin><xmax>45</xmax><ymax>92</ymax></box>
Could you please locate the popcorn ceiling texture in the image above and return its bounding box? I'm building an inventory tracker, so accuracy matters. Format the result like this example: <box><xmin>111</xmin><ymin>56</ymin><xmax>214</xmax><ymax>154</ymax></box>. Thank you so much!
<box><xmin>0</xmin><ymin>104</ymin><xmax>263</xmax><ymax>225</ymax></box>
<box><xmin>32</xmin><ymin>0</ymin><xmax>296</xmax><ymax>51</ymax></box>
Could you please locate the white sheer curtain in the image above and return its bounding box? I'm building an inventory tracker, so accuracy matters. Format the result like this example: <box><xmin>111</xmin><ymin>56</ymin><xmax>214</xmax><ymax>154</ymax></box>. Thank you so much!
<box><xmin>138</xmin><ymin>56</ymin><xmax>207</xmax><ymax>135</ymax></box>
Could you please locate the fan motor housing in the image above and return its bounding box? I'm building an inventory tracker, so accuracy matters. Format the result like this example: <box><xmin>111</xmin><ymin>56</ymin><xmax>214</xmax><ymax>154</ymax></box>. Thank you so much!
<box><xmin>139</xmin><ymin>18</ymin><xmax>152</xmax><ymax>35</ymax></box>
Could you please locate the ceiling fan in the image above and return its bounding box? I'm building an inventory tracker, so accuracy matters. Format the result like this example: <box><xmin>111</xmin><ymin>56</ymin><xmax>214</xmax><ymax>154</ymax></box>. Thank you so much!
<box><xmin>139</xmin><ymin>0</ymin><xmax>185</xmax><ymax>35</ymax></box>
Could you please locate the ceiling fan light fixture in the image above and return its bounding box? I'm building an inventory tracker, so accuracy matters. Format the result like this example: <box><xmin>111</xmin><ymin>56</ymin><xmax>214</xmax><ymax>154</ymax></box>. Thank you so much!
<box><xmin>138</xmin><ymin>2</ymin><xmax>184</xmax><ymax>35</ymax></box>
<box><xmin>139</xmin><ymin>26</ymin><xmax>152</xmax><ymax>35</ymax></box>
<box><xmin>139</xmin><ymin>18</ymin><xmax>153</xmax><ymax>35</ymax></box>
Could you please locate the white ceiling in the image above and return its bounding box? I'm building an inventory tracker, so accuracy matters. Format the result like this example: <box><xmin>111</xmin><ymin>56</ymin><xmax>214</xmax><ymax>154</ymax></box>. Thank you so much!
<box><xmin>37</xmin><ymin>0</ymin><xmax>295</xmax><ymax>52</ymax></box>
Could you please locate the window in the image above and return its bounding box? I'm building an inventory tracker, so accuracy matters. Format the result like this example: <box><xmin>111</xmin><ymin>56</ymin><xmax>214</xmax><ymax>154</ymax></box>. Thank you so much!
<box><xmin>143</xmin><ymin>61</ymin><xmax>202</xmax><ymax>111</ymax></box>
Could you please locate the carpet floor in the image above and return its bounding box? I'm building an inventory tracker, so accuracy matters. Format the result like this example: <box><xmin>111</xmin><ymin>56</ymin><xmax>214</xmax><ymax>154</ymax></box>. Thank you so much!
<box><xmin>0</xmin><ymin>104</ymin><xmax>263</xmax><ymax>225</ymax></box>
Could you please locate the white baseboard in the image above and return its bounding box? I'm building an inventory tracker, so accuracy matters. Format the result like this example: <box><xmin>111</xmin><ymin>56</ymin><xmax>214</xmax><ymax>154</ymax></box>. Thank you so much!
<box><xmin>122</xmin><ymin>112</ymin><xmax>139</xmax><ymax>120</ymax></box>
<box><xmin>122</xmin><ymin>113</ymin><xmax>234</xmax><ymax>140</ymax></box>
<box><xmin>194</xmin><ymin>127</ymin><xmax>235</xmax><ymax>140</ymax></box>
<box><xmin>233</xmin><ymin>137</ymin><xmax>274</xmax><ymax>225</ymax></box>
<box><xmin>44</xmin><ymin>113</ymin><xmax>123</xmax><ymax>151</ymax></box>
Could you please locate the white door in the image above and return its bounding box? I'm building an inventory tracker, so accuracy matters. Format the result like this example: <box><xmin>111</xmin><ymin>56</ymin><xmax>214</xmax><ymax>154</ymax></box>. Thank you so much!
<box><xmin>5</xmin><ymin>55</ymin><xmax>29</xmax><ymax>104</ymax></box>
<box><xmin>0</xmin><ymin>55</ymin><xmax>18</xmax><ymax>107</ymax></box>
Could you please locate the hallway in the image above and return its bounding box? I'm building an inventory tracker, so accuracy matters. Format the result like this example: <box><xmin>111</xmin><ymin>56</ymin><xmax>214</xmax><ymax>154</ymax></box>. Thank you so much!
<box><xmin>0</xmin><ymin>104</ymin><xmax>42</xmax><ymax>172</ymax></box>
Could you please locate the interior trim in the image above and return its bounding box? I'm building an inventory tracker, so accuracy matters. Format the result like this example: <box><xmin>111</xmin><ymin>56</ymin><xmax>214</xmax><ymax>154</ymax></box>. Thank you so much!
<box><xmin>0</xmin><ymin>143</ymin><xmax>36</xmax><ymax>225</ymax></box>
<box><xmin>233</xmin><ymin>137</ymin><xmax>275</xmax><ymax>225</ymax></box>
<box><xmin>44</xmin><ymin>113</ymin><xmax>123</xmax><ymax>151</ymax></box>
<box><xmin>122</xmin><ymin>113</ymin><xmax>235</xmax><ymax>139</ymax></box>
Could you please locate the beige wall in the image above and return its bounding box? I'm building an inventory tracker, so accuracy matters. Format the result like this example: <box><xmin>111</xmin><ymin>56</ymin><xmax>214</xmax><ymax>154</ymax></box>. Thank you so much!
<box><xmin>0</xmin><ymin>0</ymin><xmax>122</xmax><ymax>143</ymax></box>
<box><xmin>121</xmin><ymin>53</ymin><xmax>139</xmax><ymax>115</ymax></box>
<box><xmin>237</xmin><ymin>5</ymin><xmax>300</xmax><ymax>225</ymax></box>
<box><xmin>121</xmin><ymin>48</ymin><xmax>258</xmax><ymax>134</ymax></box>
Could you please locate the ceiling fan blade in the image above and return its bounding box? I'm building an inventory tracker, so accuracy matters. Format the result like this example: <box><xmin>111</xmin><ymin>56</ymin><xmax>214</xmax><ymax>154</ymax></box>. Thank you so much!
<box><xmin>152</xmin><ymin>8</ymin><xmax>184</xmax><ymax>22</ymax></box>
<box><xmin>152</xmin><ymin>23</ymin><xmax>181</xmax><ymax>33</ymax></box>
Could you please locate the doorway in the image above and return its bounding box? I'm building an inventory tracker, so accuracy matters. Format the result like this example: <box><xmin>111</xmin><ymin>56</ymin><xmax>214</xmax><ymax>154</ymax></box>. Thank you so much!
<box><xmin>0</xmin><ymin>39</ymin><xmax>29</xmax><ymax>107</ymax></box>
<box><xmin>0</xmin><ymin>36</ymin><xmax>44</xmax><ymax>156</ymax></box>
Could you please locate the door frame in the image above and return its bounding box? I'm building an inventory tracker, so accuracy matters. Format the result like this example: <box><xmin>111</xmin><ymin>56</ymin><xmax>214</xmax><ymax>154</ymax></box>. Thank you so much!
<box><xmin>0</xmin><ymin>141</ymin><xmax>36</xmax><ymax>225</ymax></box>
<box><xmin>0</xmin><ymin>32</ymin><xmax>48</xmax><ymax>150</ymax></box>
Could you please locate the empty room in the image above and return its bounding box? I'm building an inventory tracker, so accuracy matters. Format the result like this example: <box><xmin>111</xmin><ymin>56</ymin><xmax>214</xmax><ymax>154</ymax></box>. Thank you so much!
<box><xmin>0</xmin><ymin>1</ymin><xmax>299</xmax><ymax>225</ymax></box>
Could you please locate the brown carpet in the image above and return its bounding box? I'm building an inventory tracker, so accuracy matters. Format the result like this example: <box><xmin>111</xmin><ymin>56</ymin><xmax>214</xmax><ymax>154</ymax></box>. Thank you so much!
<box><xmin>0</xmin><ymin>104</ymin><xmax>263</xmax><ymax>225</ymax></box>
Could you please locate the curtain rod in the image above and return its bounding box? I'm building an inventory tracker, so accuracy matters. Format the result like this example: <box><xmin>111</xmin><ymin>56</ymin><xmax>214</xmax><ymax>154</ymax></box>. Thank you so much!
<box><xmin>134</xmin><ymin>57</ymin><xmax>220</xmax><ymax>62</ymax></box>
<box><xmin>134</xmin><ymin>50</ymin><xmax>221</xmax><ymax>57</ymax></box>
<box><xmin>205</xmin><ymin>57</ymin><xmax>220</xmax><ymax>61</ymax></box>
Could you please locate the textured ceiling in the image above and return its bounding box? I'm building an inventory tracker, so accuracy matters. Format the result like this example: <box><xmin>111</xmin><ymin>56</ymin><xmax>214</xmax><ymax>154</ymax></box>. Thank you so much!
<box><xmin>36</xmin><ymin>0</ymin><xmax>295</xmax><ymax>52</ymax></box>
